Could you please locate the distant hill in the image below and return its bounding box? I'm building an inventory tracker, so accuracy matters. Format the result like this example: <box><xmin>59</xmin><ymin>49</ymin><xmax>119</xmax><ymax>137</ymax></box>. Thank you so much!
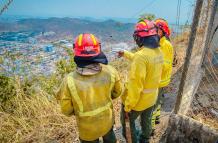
<box><xmin>0</xmin><ymin>17</ymin><xmax>135</xmax><ymax>42</ymax></box>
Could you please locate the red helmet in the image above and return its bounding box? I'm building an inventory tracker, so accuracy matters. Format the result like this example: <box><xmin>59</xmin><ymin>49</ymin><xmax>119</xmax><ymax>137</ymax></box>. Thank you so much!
<box><xmin>74</xmin><ymin>33</ymin><xmax>101</xmax><ymax>57</ymax></box>
<box><xmin>154</xmin><ymin>18</ymin><xmax>171</xmax><ymax>37</ymax></box>
<box><xmin>134</xmin><ymin>19</ymin><xmax>157</xmax><ymax>37</ymax></box>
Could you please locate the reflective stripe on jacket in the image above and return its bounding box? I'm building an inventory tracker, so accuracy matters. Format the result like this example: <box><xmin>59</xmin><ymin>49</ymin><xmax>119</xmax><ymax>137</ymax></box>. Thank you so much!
<box><xmin>57</xmin><ymin>64</ymin><xmax>122</xmax><ymax>141</ymax></box>
<box><xmin>122</xmin><ymin>47</ymin><xmax>164</xmax><ymax>112</ymax></box>
<box><xmin>159</xmin><ymin>36</ymin><xmax>174</xmax><ymax>87</ymax></box>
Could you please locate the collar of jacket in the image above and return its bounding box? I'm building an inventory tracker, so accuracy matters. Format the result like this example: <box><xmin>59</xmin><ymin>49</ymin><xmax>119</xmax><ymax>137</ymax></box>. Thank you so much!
<box><xmin>74</xmin><ymin>51</ymin><xmax>108</xmax><ymax>68</ymax></box>
<box><xmin>140</xmin><ymin>35</ymin><xmax>160</xmax><ymax>49</ymax></box>
<box><xmin>160</xmin><ymin>36</ymin><xmax>167</xmax><ymax>45</ymax></box>
<box><xmin>76</xmin><ymin>63</ymin><xmax>102</xmax><ymax>75</ymax></box>
<box><xmin>134</xmin><ymin>47</ymin><xmax>143</xmax><ymax>51</ymax></box>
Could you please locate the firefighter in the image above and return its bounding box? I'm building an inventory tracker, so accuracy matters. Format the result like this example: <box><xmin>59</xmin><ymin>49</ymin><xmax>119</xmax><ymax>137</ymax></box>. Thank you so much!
<box><xmin>152</xmin><ymin>18</ymin><xmax>174</xmax><ymax>126</ymax></box>
<box><xmin>56</xmin><ymin>33</ymin><xmax>123</xmax><ymax>143</ymax></box>
<box><xmin>120</xmin><ymin>19</ymin><xmax>164</xmax><ymax>143</ymax></box>
<box><xmin>118</xmin><ymin>19</ymin><xmax>174</xmax><ymax>130</ymax></box>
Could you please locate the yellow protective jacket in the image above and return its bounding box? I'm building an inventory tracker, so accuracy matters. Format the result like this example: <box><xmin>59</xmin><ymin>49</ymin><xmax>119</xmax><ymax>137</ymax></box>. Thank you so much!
<box><xmin>122</xmin><ymin>47</ymin><xmax>163</xmax><ymax>112</ymax></box>
<box><xmin>159</xmin><ymin>37</ymin><xmax>174</xmax><ymax>87</ymax></box>
<box><xmin>123</xmin><ymin>37</ymin><xmax>173</xmax><ymax>88</ymax></box>
<box><xmin>57</xmin><ymin>64</ymin><xmax>122</xmax><ymax>141</ymax></box>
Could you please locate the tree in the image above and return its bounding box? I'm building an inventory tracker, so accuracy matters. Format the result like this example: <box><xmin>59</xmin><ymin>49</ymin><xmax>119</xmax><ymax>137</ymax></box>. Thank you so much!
<box><xmin>139</xmin><ymin>13</ymin><xmax>156</xmax><ymax>21</ymax></box>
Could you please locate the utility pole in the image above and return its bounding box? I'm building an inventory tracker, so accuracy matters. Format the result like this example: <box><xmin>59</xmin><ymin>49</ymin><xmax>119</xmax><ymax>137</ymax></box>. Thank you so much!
<box><xmin>0</xmin><ymin>0</ymin><xmax>13</xmax><ymax>16</ymax></box>
<box><xmin>173</xmin><ymin>0</ymin><xmax>203</xmax><ymax>114</ymax></box>
<box><xmin>174</xmin><ymin>0</ymin><xmax>218</xmax><ymax>114</ymax></box>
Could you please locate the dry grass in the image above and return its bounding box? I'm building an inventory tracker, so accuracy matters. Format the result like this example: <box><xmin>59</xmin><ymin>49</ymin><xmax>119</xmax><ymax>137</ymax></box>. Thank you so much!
<box><xmin>172</xmin><ymin>31</ymin><xmax>190</xmax><ymax>46</ymax></box>
<box><xmin>0</xmin><ymin>81</ymin><xmax>124</xmax><ymax>143</ymax></box>
<box><xmin>0</xmin><ymin>92</ymin><xmax>78</xmax><ymax>143</ymax></box>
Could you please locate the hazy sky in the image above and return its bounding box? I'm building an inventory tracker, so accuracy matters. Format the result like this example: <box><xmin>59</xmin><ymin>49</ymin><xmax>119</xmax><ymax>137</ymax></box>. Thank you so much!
<box><xmin>2</xmin><ymin>0</ymin><xmax>195</xmax><ymax>24</ymax></box>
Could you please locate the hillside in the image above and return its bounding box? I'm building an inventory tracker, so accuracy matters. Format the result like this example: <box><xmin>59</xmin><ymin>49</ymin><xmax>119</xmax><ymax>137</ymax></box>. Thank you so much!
<box><xmin>1</xmin><ymin>15</ymin><xmax>217</xmax><ymax>143</ymax></box>
<box><xmin>0</xmin><ymin>17</ymin><xmax>134</xmax><ymax>42</ymax></box>
<box><xmin>0</xmin><ymin>30</ymin><xmax>189</xmax><ymax>142</ymax></box>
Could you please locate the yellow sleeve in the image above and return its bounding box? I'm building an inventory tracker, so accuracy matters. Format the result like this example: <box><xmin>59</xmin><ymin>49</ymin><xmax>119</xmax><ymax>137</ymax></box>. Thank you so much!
<box><xmin>164</xmin><ymin>42</ymin><xmax>174</xmax><ymax>65</ymax></box>
<box><xmin>162</xmin><ymin>42</ymin><xmax>174</xmax><ymax>76</ymax></box>
<box><xmin>109</xmin><ymin>67</ymin><xmax>123</xmax><ymax>99</ymax></box>
<box><xmin>123</xmin><ymin>50</ymin><xmax>135</xmax><ymax>61</ymax></box>
<box><xmin>56</xmin><ymin>77</ymin><xmax>74</xmax><ymax>116</ymax></box>
<box><xmin>160</xmin><ymin>38</ymin><xmax>174</xmax><ymax>66</ymax></box>
<box><xmin>124</xmin><ymin>56</ymin><xmax>146</xmax><ymax>112</ymax></box>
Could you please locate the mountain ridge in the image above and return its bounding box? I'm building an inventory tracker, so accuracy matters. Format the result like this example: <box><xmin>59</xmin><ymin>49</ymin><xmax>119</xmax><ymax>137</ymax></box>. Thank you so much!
<box><xmin>0</xmin><ymin>17</ymin><xmax>135</xmax><ymax>42</ymax></box>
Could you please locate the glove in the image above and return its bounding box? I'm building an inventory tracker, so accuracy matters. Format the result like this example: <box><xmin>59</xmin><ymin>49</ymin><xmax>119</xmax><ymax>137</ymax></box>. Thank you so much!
<box><xmin>118</xmin><ymin>51</ymin><xmax>124</xmax><ymax>58</ymax></box>
<box><xmin>111</xmin><ymin>47</ymin><xmax>124</xmax><ymax>58</ymax></box>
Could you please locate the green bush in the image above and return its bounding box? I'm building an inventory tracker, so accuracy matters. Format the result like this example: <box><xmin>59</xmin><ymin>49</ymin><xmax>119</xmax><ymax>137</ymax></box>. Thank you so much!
<box><xmin>0</xmin><ymin>75</ymin><xmax>16</xmax><ymax>106</ymax></box>
<box><xmin>56</xmin><ymin>47</ymin><xmax>76</xmax><ymax>78</ymax></box>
